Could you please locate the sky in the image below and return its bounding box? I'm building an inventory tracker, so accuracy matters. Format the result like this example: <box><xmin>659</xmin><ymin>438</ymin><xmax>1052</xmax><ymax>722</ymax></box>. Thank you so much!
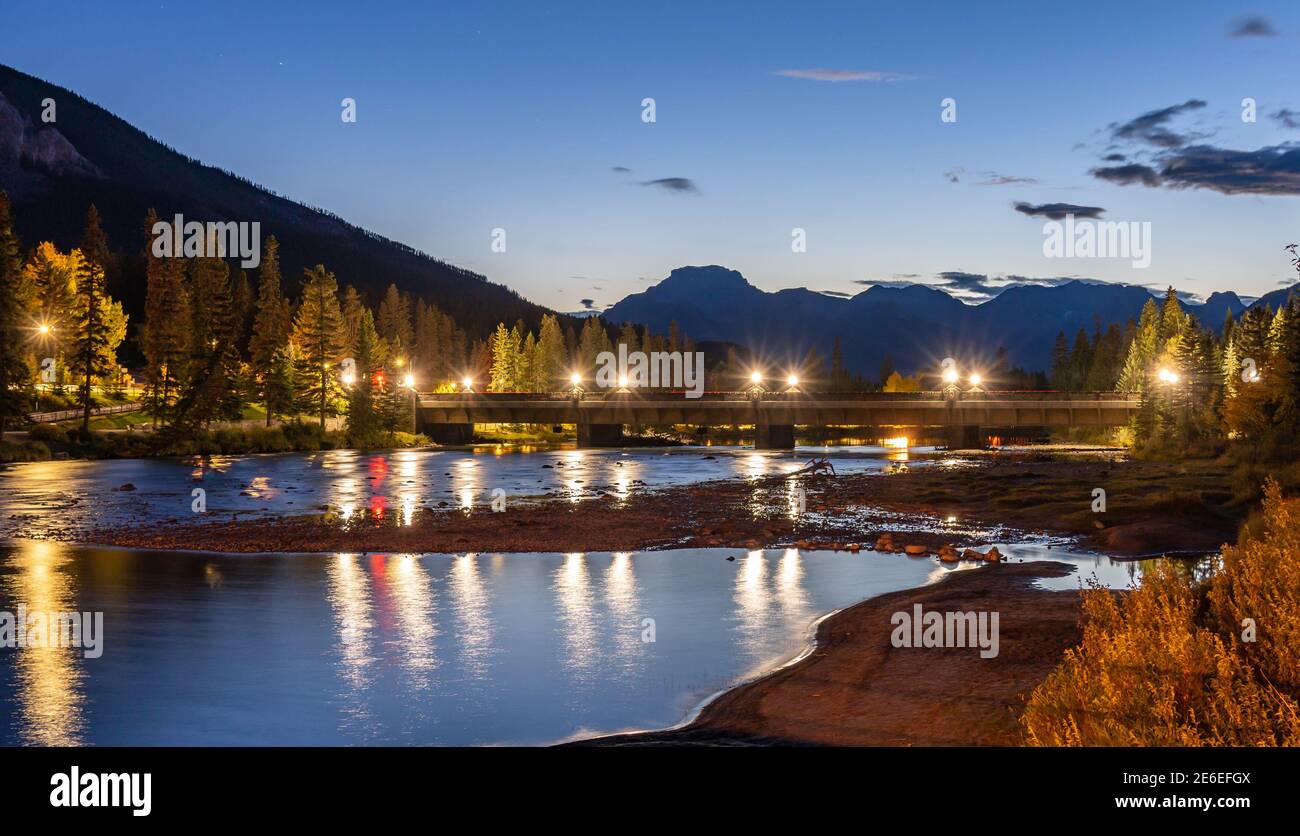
<box><xmin>5</xmin><ymin>0</ymin><xmax>1300</xmax><ymax>310</ymax></box>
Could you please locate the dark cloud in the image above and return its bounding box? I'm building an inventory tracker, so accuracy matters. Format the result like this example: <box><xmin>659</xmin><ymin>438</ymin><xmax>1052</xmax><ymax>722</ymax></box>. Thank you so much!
<box><xmin>1090</xmin><ymin>162</ymin><xmax>1162</xmax><ymax>187</ymax></box>
<box><xmin>1094</xmin><ymin>144</ymin><xmax>1300</xmax><ymax>195</ymax></box>
<box><xmin>1102</xmin><ymin>153</ymin><xmax>1127</xmax><ymax>162</ymax></box>
<box><xmin>774</xmin><ymin>68</ymin><xmax>917</xmax><ymax>82</ymax></box>
<box><xmin>611</xmin><ymin>165</ymin><xmax>632</xmax><ymax>173</ymax></box>
<box><xmin>1228</xmin><ymin>15</ymin><xmax>1278</xmax><ymax>37</ymax></box>
<box><xmin>640</xmin><ymin>177</ymin><xmax>699</xmax><ymax>193</ymax></box>
<box><xmin>819</xmin><ymin>290</ymin><xmax>852</xmax><ymax>298</ymax></box>
<box><xmin>1013</xmin><ymin>201</ymin><xmax>1105</xmax><ymax>220</ymax></box>
<box><xmin>943</xmin><ymin>166</ymin><xmax>964</xmax><ymax>183</ymax></box>
<box><xmin>1271</xmin><ymin>109</ymin><xmax>1300</xmax><ymax>129</ymax></box>
<box><xmin>1110</xmin><ymin>99</ymin><xmax>1207</xmax><ymax>148</ymax></box>
<box><xmin>579</xmin><ymin>298</ymin><xmax>595</xmax><ymax>310</ymax></box>
<box><xmin>936</xmin><ymin>271</ymin><xmax>993</xmax><ymax>295</ymax></box>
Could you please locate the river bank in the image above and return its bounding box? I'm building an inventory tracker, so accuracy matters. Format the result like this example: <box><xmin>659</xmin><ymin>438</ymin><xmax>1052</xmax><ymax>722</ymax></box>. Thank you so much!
<box><xmin>580</xmin><ymin>561</ymin><xmax>1083</xmax><ymax>746</ymax></box>
<box><xmin>76</xmin><ymin>450</ymin><xmax>1240</xmax><ymax>556</ymax></box>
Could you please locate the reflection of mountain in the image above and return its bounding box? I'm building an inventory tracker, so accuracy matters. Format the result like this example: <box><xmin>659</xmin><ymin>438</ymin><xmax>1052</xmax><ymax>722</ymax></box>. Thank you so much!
<box><xmin>0</xmin><ymin>63</ymin><xmax>553</xmax><ymax>349</ymax></box>
<box><xmin>604</xmin><ymin>265</ymin><xmax>1291</xmax><ymax>374</ymax></box>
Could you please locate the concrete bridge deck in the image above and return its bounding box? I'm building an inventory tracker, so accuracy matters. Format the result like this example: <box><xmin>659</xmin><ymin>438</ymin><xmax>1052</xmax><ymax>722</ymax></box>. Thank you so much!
<box><xmin>415</xmin><ymin>390</ymin><xmax>1140</xmax><ymax>449</ymax></box>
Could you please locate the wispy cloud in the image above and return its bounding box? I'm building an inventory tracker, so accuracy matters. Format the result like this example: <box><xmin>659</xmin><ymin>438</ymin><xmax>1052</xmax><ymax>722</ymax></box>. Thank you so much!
<box><xmin>773</xmin><ymin>68</ymin><xmax>918</xmax><ymax>83</ymax></box>
<box><xmin>945</xmin><ymin>167</ymin><xmax>1037</xmax><ymax>186</ymax></box>
<box><xmin>1228</xmin><ymin>15</ymin><xmax>1278</xmax><ymax>37</ymax></box>
<box><xmin>1271</xmin><ymin>109</ymin><xmax>1300</xmax><ymax>129</ymax></box>
<box><xmin>640</xmin><ymin>177</ymin><xmax>699</xmax><ymax>194</ymax></box>
<box><xmin>1013</xmin><ymin>202</ymin><xmax>1105</xmax><ymax>220</ymax></box>
<box><xmin>1110</xmin><ymin>99</ymin><xmax>1207</xmax><ymax>148</ymax></box>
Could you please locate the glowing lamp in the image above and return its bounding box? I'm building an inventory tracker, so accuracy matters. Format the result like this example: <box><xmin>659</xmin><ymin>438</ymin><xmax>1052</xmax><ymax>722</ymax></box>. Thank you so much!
<box><xmin>969</xmin><ymin>373</ymin><xmax>982</xmax><ymax>386</ymax></box>
<box><xmin>403</xmin><ymin>373</ymin><xmax>415</xmax><ymax>388</ymax></box>
<box><xmin>787</xmin><ymin>373</ymin><xmax>799</xmax><ymax>387</ymax></box>
<box><xmin>750</xmin><ymin>371</ymin><xmax>762</xmax><ymax>384</ymax></box>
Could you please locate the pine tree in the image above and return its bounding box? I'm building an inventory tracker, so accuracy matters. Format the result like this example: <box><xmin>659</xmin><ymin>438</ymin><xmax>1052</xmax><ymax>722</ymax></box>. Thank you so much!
<box><xmin>140</xmin><ymin>210</ymin><xmax>191</xmax><ymax>425</ymax></box>
<box><xmin>291</xmin><ymin>265</ymin><xmax>347</xmax><ymax>427</ymax></box>
<box><xmin>535</xmin><ymin>313</ymin><xmax>566</xmax><ymax>391</ymax></box>
<box><xmin>488</xmin><ymin>323</ymin><xmax>515</xmax><ymax>392</ymax></box>
<box><xmin>249</xmin><ymin>236</ymin><xmax>291</xmax><ymax>424</ymax></box>
<box><xmin>346</xmin><ymin>309</ymin><xmax>383</xmax><ymax>446</ymax></box>
<box><xmin>1117</xmin><ymin>298</ymin><xmax>1161</xmax><ymax>392</ymax></box>
<box><xmin>180</xmin><ymin>233</ymin><xmax>242</xmax><ymax>425</ymax></box>
<box><xmin>0</xmin><ymin>192</ymin><xmax>30</xmax><ymax>437</ymax></box>
<box><xmin>377</xmin><ymin>283</ymin><xmax>413</xmax><ymax>358</ymax></box>
<box><xmin>1049</xmin><ymin>331</ymin><xmax>1070</xmax><ymax>390</ymax></box>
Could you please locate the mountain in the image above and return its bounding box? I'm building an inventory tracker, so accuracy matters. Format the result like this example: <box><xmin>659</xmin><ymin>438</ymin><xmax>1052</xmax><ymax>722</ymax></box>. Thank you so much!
<box><xmin>604</xmin><ymin>266</ymin><xmax>1294</xmax><ymax>375</ymax></box>
<box><xmin>0</xmin><ymin>63</ymin><xmax>555</xmax><ymax>352</ymax></box>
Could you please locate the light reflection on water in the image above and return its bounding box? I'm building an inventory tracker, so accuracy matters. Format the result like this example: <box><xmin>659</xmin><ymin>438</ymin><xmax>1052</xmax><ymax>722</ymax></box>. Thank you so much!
<box><xmin>0</xmin><ymin>445</ymin><xmax>932</xmax><ymax>539</ymax></box>
<box><xmin>0</xmin><ymin>540</ymin><xmax>1155</xmax><ymax>746</ymax></box>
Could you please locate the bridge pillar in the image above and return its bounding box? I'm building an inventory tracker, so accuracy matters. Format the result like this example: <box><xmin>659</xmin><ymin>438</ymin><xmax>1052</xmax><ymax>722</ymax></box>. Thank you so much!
<box><xmin>945</xmin><ymin>424</ymin><xmax>983</xmax><ymax>450</ymax></box>
<box><xmin>577</xmin><ymin>422</ymin><xmax>624</xmax><ymax>447</ymax></box>
<box><xmin>755</xmin><ymin>423</ymin><xmax>795</xmax><ymax>450</ymax></box>
<box><xmin>423</xmin><ymin>423</ymin><xmax>474</xmax><ymax>444</ymax></box>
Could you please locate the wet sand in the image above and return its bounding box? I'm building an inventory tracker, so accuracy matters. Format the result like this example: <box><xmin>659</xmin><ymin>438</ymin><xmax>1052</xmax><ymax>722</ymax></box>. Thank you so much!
<box><xmin>579</xmin><ymin>561</ymin><xmax>1085</xmax><ymax>746</ymax></box>
<box><xmin>79</xmin><ymin>453</ymin><xmax>1239</xmax><ymax>556</ymax></box>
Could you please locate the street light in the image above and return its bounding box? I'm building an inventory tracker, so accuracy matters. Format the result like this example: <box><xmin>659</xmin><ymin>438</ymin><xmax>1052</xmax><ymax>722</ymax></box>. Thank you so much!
<box><xmin>942</xmin><ymin>366</ymin><xmax>959</xmax><ymax>384</ymax></box>
<box><xmin>37</xmin><ymin>323</ymin><xmax>51</xmax><ymax>336</ymax></box>
<box><xmin>462</xmin><ymin>377</ymin><xmax>474</xmax><ymax>392</ymax></box>
<box><xmin>1157</xmin><ymin>368</ymin><xmax>1179</xmax><ymax>384</ymax></box>
<box><xmin>570</xmin><ymin>372</ymin><xmax>581</xmax><ymax>386</ymax></box>
<box><xmin>968</xmin><ymin>372</ymin><xmax>982</xmax><ymax>387</ymax></box>
<box><xmin>403</xmin><ymin>373</ymin><xmax>415</xmax><ymax>388</ymax></box>
<box><xmin>341</xmin><ymin>371</ymin><xmax>356</xmax><ymax>386</ymax></box>
<box><xmin>787</xmin><ymin>373</ymin><xmax>799</xmax><ymax>387</ymax></box>
<box><xmin>750</xmin><ymin>370</ymin><xmax>763</xmax><ymax>385</ymax></box>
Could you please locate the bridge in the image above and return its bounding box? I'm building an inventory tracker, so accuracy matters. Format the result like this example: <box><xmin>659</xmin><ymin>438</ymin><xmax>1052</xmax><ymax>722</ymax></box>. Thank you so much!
<box><xmin>414</xmin><ymin>390</ymin><xmax>1141</xmax><ymax>449</ymax></box>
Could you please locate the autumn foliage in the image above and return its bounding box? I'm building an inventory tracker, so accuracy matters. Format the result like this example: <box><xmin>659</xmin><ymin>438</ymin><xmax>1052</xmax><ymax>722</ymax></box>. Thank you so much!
<box><xmin>1022</xmin><ymin>478</ymin><xmax>1300</xmax><ymax>745</ymax></box>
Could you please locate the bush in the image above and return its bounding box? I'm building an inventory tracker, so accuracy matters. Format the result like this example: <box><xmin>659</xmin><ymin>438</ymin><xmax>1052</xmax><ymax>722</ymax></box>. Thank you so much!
<box><xmin>27</xmin><ymin>423</ymin><xmax>68</xmax><ymax>444</ymax></box>
<box><xmin>0</xmin><ymin>440</ymin><xmax>51</xmax><ymax>462</ymax></box>
<box><xmin>1023</xmin><ymin>478</ymin><xmax>1300</xmax><ymax>746</ymax></box>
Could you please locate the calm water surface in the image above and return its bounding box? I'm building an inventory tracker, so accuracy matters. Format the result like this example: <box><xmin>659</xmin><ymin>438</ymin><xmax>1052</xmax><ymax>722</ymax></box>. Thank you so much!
<box><xmin>0</xmin><ymin>446</ymin><xmax>1145</xmax><ymax>746</ymax></box>
<box><xmin>0</xmin><ymin>540</ymin><xmax>1140</xmax><ymax>746</ymax></box>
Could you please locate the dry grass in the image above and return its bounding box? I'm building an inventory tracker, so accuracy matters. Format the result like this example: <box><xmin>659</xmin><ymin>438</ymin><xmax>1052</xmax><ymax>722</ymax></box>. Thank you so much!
<box><xmin>1022</xmin><ymin>478</ymin><xmax>1300</xmax><ymax>746</ymax></box>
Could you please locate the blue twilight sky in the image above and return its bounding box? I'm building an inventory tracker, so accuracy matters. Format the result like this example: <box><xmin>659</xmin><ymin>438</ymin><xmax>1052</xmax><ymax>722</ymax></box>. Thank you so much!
<box><xmin>5</xmin><ymin>0</ymin><xmax>1300</xmax><ymax>309</ymax></box>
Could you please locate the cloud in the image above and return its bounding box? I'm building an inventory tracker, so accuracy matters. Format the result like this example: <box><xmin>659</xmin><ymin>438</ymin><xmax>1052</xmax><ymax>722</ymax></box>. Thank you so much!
<box><xmin>1110</xmin><ymin>99</ymin><xmax>1207</xmax><ymax>148</ymax></box>
<box><xmin>1271</xmin><ymin>109</ymin><xmax>1300</xmax><ymax>129</ymax></box>
<box><xmin>1102</xmin><ymin>153</ymin><xmax>1127</xmax><ymax>162</ymax></box>
<box><xmin>579</xmin><ymin>298</ymin><xmax>596</xmax><ymax>310</ymax></box>
<box><xmin>946</xmin><ymin>167</ymin><xmax>1036</xmax><ymax>185</ymax></box>
<box><xmin>853</xmin><ymin>278</ymin><xmax>920</xmax><ymax>287</ymax></box>
<box><xmin>773</xmin><ymin>68</ymin><xmax>918</xmax><ymax>82</ymax></box>
<box><xmin>1228</xmin><ymin>15</ymin><xmax>1278</xmax><ymax>37</ymax></box>
<box><xmin>640</xmin><ymin>177</ymin><xmax>699</xmax><ymax>193</ymax></box>
<box><xmin>612</xmin><ymin>165</ymin><xmax>632</xmax><ymax>173</ymax></box>
<box><xmin>1013</xmin><ymin>201</ymin><xmax>1105</xmax><ymax>220</ymax></box>
<box><xmin>1090</xmin><ymin>162</ymin><xmax>1162</xmax><ymax>187</ymax></box>
<box><xmin>819</xmin><ymin>290</ymin><xmax>852</xmax><ymax>298</ymax></box>
<box><xmin>1094</xmin><ymin>144</ymin><xmax>1300</xmax><ymax>195</ymax></box>
<box><xmin>976</xmin><ymin>172</ymin><xmax>1038</xmax><ymax>186</ymax></box>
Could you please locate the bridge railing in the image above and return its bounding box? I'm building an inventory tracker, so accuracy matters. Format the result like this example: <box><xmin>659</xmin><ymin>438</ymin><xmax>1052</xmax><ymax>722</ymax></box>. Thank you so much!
<box><xmin>417</xmin><ymin>389</ymin><xmax>1141</xmax><ymax>403</ymax></box>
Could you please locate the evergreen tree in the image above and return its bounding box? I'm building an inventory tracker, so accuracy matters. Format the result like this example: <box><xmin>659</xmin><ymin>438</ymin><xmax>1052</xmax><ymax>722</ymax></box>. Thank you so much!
<box><xmin>345</xmin><ymin>309</ymin><xmax>383</xmax><ymax>446</ymax></box>
<box><xmin>535</xmin><ymin>313</ymin><xmax>566</xmax><ymax>391</ymax></box>
<box><xmin>0</xmin><ymin>192</ymin><xmax>30</xmax><ymax>437</ymax></box>
<box><xmin>249</xmin><ymin>236</ymin><xmax>290</xmax><ymax>424</ymax></box>
<box><xmin>140</xmin><ymin>210</ymin><xmax>191</xmax><ymax>425</ymax></box>
<box><xmin>291</xmin><ymin>265</ymin><xmax>346</xmax><ymax>427</ymax></box>
<box><xmin>180</xmin><ymin>233</ymin><xmax>242</xmax><ymax>425</ymax></box>
<box><xmin>1049</xmin><ymin>331</ymin><xmax>1070</xmax><ymax>390</ymax></box>
<box><xmin>377</xmin><ymin>283</ymin><xmax>413</xmax><ymax>357</ymax></box>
